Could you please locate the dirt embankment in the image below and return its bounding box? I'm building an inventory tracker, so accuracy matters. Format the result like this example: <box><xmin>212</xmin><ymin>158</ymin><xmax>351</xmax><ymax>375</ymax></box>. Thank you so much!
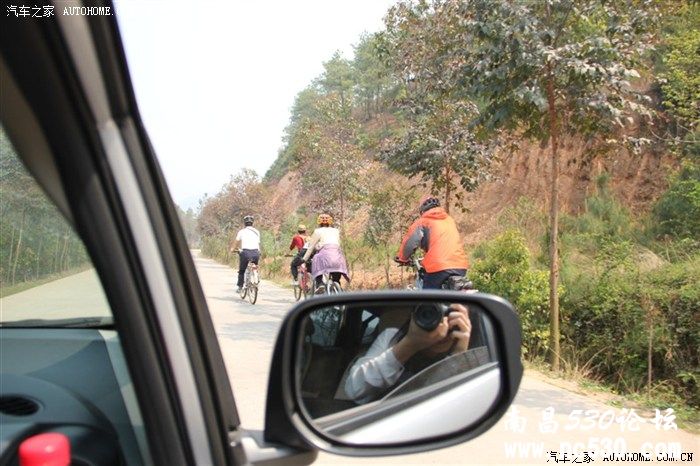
<box><xmin>266</xmin><ymin>140</ymin><xmax>676</xmax><ymax>249</ymax></box>
<box><xmin>458</xmin><ymin>139</ymin><xmax>676</xmax><ymax>247</ymax></box>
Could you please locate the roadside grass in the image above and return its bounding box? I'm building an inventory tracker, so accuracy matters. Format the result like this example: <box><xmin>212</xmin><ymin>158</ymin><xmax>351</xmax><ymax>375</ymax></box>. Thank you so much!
<box><xmin>262</xmin><ymin>255</ymin><xmax>411</xmax><ymax>291</ymax></box>
<box><xmin>0</xmin><ymin>265</ymin><xmax>92</xmax><ymax>298</ymax></box>
<box><xmin>525</xmin><ymin>359</ymin><xmax>700</xmax><ymax>433</ymax></box>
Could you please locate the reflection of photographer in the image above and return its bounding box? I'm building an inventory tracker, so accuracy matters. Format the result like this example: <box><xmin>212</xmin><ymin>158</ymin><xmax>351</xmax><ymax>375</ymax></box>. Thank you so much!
<box><xmin>344</xmin><ymin>304</ymin><xmax>471</xmax><ymax>404</ymax></box>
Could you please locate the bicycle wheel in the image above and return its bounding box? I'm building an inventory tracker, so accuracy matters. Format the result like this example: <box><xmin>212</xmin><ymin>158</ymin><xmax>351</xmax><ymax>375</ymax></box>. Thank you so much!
<box><xmin>293</xmin><ymin>284</ymin><xmax>302</xmax><ymax>301</ymax></box>
<box><xmin>301</xmin><ymin>274</ymin><xmax>309</xmax><ymax>299</ymax></box>
<box><xmin>303</xmin><ymin>272</ymin><xmax>313</xmax><ymax>298</ymax></box>
<box><xmin>329</xmin><ymin>281</ymin><xmax>342</xmax><ymax>294</ymax></box>
<box><xmin>248</xmin><ymin>285</ymin><xmax>258</xmax><ymax>304</ymax></box>
<box><xmin>240</xmin><ymin>268</ymin><xmax>249</xmax><ymax>299</ymax></box>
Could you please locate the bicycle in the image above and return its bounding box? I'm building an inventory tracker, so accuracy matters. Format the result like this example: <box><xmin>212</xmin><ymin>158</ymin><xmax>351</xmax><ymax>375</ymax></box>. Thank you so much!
<box><xmin>395</xmin><ymin>256</ymin><xmax>425</xmax><ymax>290</ymax></box>
<box><xmin>312</xmin><ymin>272</ymin><xmax>342</xmax><ymax>296</ymax></box>
<box><xmin>239</xmin><ymin>260</ymin><xmax>260</xmax><ymax>304</ymax></box>
<box><xmin>394</xmin><ymin>256</ymin><xmax>474</xmax><ymax>291</ymax></box>
<box><xmin>285</xmin><ymin>253</ymin><xmax>312</xmax><ymax>301</ymax></box>
<box><xmin>296</xmin><ymin>263</ymin><xmax>313</xmax><ymax>300</ymax></box>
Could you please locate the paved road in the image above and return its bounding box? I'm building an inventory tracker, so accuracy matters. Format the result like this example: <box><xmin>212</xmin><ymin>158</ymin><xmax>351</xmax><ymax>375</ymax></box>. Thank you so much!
<box><xmin>197</xmin><ymin>251</ymin><xmax>698</xmax><ymax>465</ymax></box>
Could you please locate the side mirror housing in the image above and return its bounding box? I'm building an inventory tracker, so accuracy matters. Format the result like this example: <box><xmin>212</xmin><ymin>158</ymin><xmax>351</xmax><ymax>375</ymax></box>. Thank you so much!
<box><xmin>263</xmin><ymin>291</ymin><xmax>523</xmax><ymax>456</ymax></box>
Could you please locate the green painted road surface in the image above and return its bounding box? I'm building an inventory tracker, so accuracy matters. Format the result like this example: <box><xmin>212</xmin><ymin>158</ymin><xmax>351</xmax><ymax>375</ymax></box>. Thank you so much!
<box><xmin>1</xmin><ymin>269</ymin><xmax>110</xmax><ymax>322</ymax></box>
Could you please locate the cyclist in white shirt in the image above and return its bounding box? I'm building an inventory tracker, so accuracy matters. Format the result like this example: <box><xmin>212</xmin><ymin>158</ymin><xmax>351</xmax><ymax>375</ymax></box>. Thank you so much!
<box><xmin>230</xmin><ymin>215</ymin><xmax>261</xmax><ymax>293</ymax></box>
<box><xmin>302</xmin><ymin>213</ymin><xmax>349</xmax><ymax>290</ymax></box>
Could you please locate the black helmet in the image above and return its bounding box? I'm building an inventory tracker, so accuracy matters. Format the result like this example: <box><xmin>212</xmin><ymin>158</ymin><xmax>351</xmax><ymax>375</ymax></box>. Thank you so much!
<box><xmin>418</xmin><ymin>196</ymin><xmax>440</xmax><ymax>214</ymax></box>
<box><xmin>243</xmin><ymin>215</ymin><xmax>254</xmax><ymax>225</ymax></box>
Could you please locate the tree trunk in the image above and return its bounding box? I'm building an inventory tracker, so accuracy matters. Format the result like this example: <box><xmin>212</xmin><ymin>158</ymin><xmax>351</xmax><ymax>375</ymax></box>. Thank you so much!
<box><xmin>384</xmin><ymin>252</ymin><xmax>391</xmax><ymax>287</ymax></box>
<box><xmin>444</xmin><ymin>160</ymin><xmax>452</xmax><ymax>214</ymax></box>
<box><xmin>645</xmin><ymin>296</ymin><xmax>654</xmax><ymax>393</ymax></box>
<box><xmin>60</xmin><ymin>231</ymin><xmax>69</xmax><ymax>272</ymax></box>
<box><xmin>546</xmin><ymin>75</ymin><xmax>561</xmax><ymax>371</ymax></box>
<box><xmin>339</xmin><ymin>189</ymin><xmax>346</xmax><ymax>232</ymax></box>
<box><xmin>647</xmin><ymin>321</ymin><xmax>653</xmax><ymax>393</ymax></box>
<box><xmin>53</xmin><ymin>235</ymin><xmax>61</xmax><ymax>273</ymax></box>
<box><xmin>11</xmin><ymin>210</ymin><xmax>26</xmax><ymax>286</ymax></box>
<box><xmin>64</xmin><ymin>241</ymin><xmax>71</xmax><ymax>270</ymax></box>
<box><xmin>35</xmin><ymin>237</ymin><xmax>43</xmax><ymax>280</ymax></box>
<box><xmin>7</xmin><ymin>226</ymin><xmax>15</xmax><ymax>283</ymax></box>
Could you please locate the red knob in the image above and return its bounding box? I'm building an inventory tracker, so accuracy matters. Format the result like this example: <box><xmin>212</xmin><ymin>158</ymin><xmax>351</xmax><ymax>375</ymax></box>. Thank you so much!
<box><xmin>19</xmin><ymin>432</ymin><xmax>71</xmax><ymax>466</ymax></box>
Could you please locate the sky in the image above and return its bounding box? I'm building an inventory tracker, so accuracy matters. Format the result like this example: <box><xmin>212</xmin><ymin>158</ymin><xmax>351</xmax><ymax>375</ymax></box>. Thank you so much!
<box><xmin>115</xmin><ymin>0</ymin><xmax>397</xmax><ymax>210</ymax></box>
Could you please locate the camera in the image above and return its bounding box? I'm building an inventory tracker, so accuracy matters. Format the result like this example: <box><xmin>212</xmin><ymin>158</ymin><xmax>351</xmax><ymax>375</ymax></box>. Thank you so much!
<box><xmin>412</xmin><ymin>303</ymin><xmax>451</xmax><ymax>331</ymax></box>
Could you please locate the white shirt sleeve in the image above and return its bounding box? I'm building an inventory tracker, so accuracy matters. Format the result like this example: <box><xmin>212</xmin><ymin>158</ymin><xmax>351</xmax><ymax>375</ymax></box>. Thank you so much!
<box><xmin>235</xmin><ymin>230</ymin><xmax>242</xmax><ymax>242</ymax></box>
<box><xmin>302</xmin><ymin>230</ymin><xmax>321</xmax><ymax>261</ymax></box>
<box><xmin>344</xmin><ymin>328</ymin><xmax>404</xmax><ymax>403</ymax></box>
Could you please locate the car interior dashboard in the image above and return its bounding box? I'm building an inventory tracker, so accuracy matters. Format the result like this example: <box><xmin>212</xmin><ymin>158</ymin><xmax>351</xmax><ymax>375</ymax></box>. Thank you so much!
<box><xmin>0</xmin><ymin>328</ymin><xmax>149</xmax><ymax>466</ymax></box>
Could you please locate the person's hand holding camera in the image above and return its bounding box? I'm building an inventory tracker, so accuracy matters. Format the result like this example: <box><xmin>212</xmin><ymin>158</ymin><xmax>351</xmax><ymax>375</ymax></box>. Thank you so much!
<box><xmin>445</xmin><ymin>304</ymin><xmax>471</xmax><ymax>354</ymax></box>
<box><xmin>422</xmin><ymin>304</ymin><xmax>471</xmax><ymax>355</ymax></box>
<box><xmin>391</xmin><ymin>304</ymin><xmax>472</xmax><ymax>363</ymax></box>
<box><xmin>391</xmin><ymin>317</ymin><xmax>449</xmax><ymax>363</ymax></box>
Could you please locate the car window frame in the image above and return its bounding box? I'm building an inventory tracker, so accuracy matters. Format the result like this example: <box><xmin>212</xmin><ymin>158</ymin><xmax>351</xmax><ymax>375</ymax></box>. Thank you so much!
<box><xmin>1</xmin><ymin>10</ymin><xmax>243</xmax><ymax>466</ymax></box>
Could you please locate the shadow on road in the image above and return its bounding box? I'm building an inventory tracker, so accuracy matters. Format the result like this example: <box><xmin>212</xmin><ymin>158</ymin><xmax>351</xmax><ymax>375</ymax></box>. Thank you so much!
<box><xmin>219</xmin><ymin>321</ymin><xmax>283</xmax><ymax>342</ymax></box>
<box><xmin>259</xmin><ymin>296</ymin><xmax>297</xmax><ymax>306</ymax></box>
<box><xmin>196</xmin><ymin>264</ymin><xmax>233</xmax><ymax>271</ymax></box>
<box><xmin>207</xmin><ymin>294</ymin><xmax>294</xmax><ymax>321</ymax></box>
<box><xmin>208</xmin><ymin>295</ymin><xmax>295</xmax><ymax>308</ymax></box>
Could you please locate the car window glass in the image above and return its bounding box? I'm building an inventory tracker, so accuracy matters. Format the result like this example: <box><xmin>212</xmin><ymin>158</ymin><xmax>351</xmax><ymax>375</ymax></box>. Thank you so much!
<box><xmin>361</xmin><ymin>310</ymin><xmax>379</xmax><ymax>344</ymax></box>
<box><xmin>0</xmin><ymin>126</ymin><xmax>112</xmax><ymax>326</ymax></box>
<box><xmin>308</xmin><ymin>307</ymin><xmax>344</xmax><ymax>347</ymax></box>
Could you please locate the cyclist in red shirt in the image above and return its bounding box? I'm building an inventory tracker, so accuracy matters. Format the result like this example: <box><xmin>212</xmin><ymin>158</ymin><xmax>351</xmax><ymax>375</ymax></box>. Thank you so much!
<box><xmin>289</xmin><ymin>224</ymin><xmax>309</xmax><ymax>285</ymax></box>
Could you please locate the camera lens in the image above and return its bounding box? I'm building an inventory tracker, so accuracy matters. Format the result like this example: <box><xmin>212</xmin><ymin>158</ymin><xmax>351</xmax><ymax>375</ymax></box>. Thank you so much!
<box><xmin>412</xmin><ymin>303</ymin><xmax>445</xmax><ymax>331</ymax></box>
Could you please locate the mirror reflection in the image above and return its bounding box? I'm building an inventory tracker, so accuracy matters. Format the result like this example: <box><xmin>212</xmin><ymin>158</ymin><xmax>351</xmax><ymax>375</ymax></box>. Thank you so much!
<box><xmin>297</xmin><ymin>300</ymin><xmax>502</xmax><ymax>445</ymax></box>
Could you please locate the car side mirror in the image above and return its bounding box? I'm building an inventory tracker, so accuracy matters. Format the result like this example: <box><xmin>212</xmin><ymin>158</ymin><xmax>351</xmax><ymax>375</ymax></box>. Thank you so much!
<box><xmin>263</xmin><ymin>291</ymin><xmax>522</xmax><ymax>456</ymax></box>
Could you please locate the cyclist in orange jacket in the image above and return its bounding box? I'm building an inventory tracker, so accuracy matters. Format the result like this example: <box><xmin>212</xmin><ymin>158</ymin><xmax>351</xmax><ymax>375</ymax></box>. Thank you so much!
<box><xmin>397</xmin><ymin>195</ymin><xmax>469</xmax><ymax>289</ymax></box>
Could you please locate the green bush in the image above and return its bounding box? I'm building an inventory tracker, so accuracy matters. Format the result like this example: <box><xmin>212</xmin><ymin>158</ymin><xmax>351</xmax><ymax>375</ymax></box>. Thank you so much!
<box><xmin>470</xmin><ymin>230</ymin><xmax>550</xmax><ymax>357</ymax></box>
<box><xmin>560</xmin><ymin>174</ymin><xmax>637</xmax><ymax>255</ymax></box>
<box><xmin>658</xmin><ymin>5</ymin><xmax>700</xmax><ymax>128</ymax></box>
<box><xmin>562</xmin><ymin>241</ymin><xmax>700</xmax><ymax>406</ymax></box>
<box><xmin>201</xmin><ymin>234</ymin><xmax>234</xmax><ymax>267</ymax></box>
<box><xmin>645</xmin><ymin>256</ymin><xmax>700</xmax><ymax>406</ymax></box>
<box><xmin>652</xmin><ymin>162</ymin><xmax>700</xmax><ymax>240</ymax></box>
